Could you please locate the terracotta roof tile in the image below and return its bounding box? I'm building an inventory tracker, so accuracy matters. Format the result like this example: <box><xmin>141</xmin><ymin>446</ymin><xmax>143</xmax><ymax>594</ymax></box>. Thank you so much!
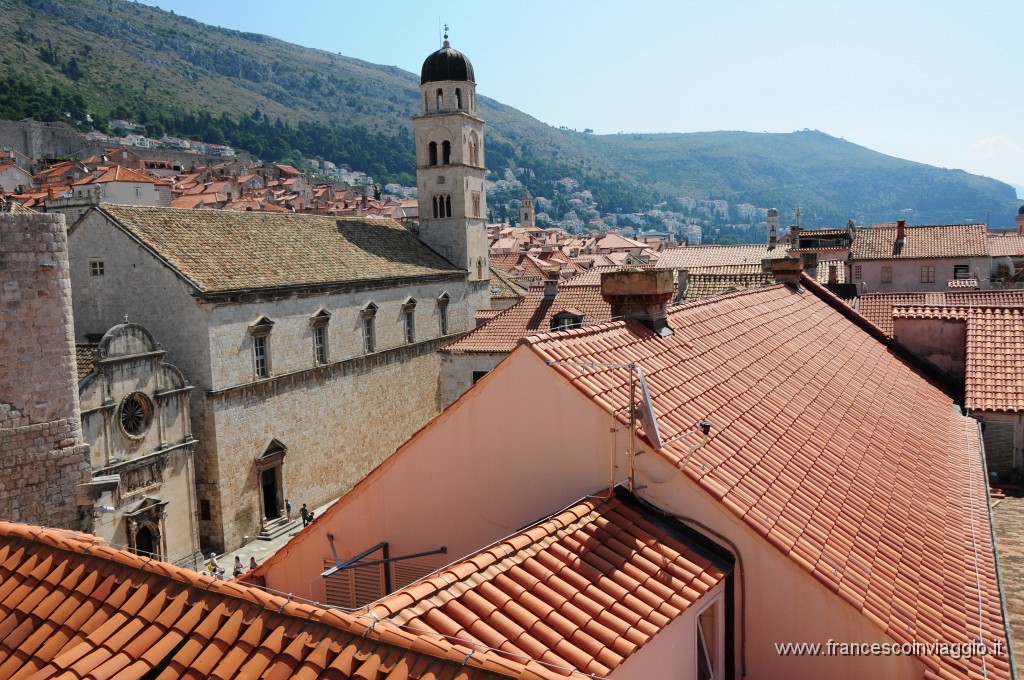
<box><xmin>0</xmin><ymin>522</ymin><xmax>567</xmax><ymax>679</ymax></box>
<box><xmin>443</xmin><ymin>285</ymin><xmax>612</xmax><ymax>354</ymax></box>
<box><xmin>372</xmin><ymin>493</ymin><xmax>728</xmax><ymax>676</ymax></box>
<box><xmin>858</xmin><ymin>290</ymin><xmax>1024</xmax><ymax>336</ymax></box>
<box><xmin>851</xmin><ymin>224</ymin><xmax>988</xmax><ymax>259</ymax></box>
<box><xmin>989</xmin><ymin>234</ymin><xmax>1024</xmax><ymax>258</ymax></box>
<box><xmin>521</xmin><ymin>278</ymin><xmax>1009</xmax><ymax>680</ymax></box>
<box><xmin>656</xmin><ymin>243</ymin><xmax>789</xmax><ymax>269</ymax></box>
<box><xmin>965</xmin><ymin>307</ymin><xmax>1024</xmax><ymax>412</ymax></box>
<box><xmin>83</xmin><ymin>204</ymin><xmax>462</xmax><ymax>294</ymax></box>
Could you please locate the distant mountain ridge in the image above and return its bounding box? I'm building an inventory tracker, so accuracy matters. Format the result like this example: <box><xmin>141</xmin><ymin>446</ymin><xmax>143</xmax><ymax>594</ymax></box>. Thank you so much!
<box><xmin>0</xmin><ymin>0</ymin><xmax>1018</xmax><ymax>227</ymax></box>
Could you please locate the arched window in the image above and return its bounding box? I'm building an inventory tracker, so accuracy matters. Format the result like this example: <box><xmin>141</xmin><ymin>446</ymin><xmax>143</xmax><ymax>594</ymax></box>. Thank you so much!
<box><xmin>436</xmin><ymin>88</ymin><xmax>443</xmax><ymax>110</ymax></box>
<box><xmin>428</xmin><ymin>141</ymin><xmax>438</xmax><ymax>166</ymax></box>
<box><xmin>469</xmin><ymin>92</ymin><xmax>474</xmax><ymax>111</ymax></box>
<box><xmin>423</xmin><ymin>92</ymin><xmax>428</xmax><ymax>111</ymax></box>
<box><xmin>455</xmin><ymin>88</ymin><xmax>462</xmax><ymax>109</ymax></box>
<box><xmin>432</xmin><ymin>195</ymin><xmax>440</xmax><ymax>219</ymax></box>
<box><xmin>469</xmin><ymin>132</ymin><xmax>479</xmax><ymax>166</ymax></box>
<box><xmin>442</xmin><ymin>141</ymin><xmax>451</xmax><ymax>165</ymax></box>
<box><xmin>445</xmin><ymin>195</ymin><xmax>452</xmax><ymax>218</ymax></box>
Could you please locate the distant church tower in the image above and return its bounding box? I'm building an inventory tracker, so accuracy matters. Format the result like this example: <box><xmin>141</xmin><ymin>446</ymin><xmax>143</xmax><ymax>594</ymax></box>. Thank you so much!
<box><xmin>415</xmin><ymin>33</ymin><xmax>489</xmax><ymax>285</ymax></box>
<box><xmin>520</xmin><ymin>188</ymin><xmax>535</xmax><ymax>229</ymax></box>
<box><xmin>767</xmin><ymin>207</ymin><xmax>780</xmax><ymax>245</ymax></box>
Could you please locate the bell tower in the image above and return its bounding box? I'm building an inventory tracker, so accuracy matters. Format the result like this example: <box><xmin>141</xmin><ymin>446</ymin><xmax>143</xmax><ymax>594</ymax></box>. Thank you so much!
<box><xmin>520</xmin><ymin>188</ymin><xmax>535</xmax><ymax>229</ymax></box>
<box><xmin>414</xmin><ymin>32</ymin><xmax>488</xmax><ymax>284</ymax></box>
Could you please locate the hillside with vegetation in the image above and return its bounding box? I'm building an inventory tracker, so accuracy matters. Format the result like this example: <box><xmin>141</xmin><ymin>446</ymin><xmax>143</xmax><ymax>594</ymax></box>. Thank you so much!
<box><xmin>0</xmin><ymin>0</ymin><xmax>1017</xmax><ymax>227</ymax></box>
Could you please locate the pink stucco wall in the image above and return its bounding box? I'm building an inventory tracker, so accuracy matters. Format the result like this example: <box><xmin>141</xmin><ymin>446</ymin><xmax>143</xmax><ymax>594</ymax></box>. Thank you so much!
<box><xmin>259</xmin><ymin>345</ymin><xmax>926</xmax><ymax>678</ymax></box>
<box><xmin>260</xmin><ymin>346</ymin><xmax>632</xmax><ymax>604</ymax></box>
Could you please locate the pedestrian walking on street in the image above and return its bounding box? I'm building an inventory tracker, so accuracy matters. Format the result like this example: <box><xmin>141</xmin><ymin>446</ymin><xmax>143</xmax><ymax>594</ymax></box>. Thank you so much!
<box><xmin>300</xmin><ymin>503</ymin><xmax>309</xmax><ymax>526</ymax></box>
<box><xmin>285</xmin><ymin>498</ymin><xmax>293</xmax><ymax>518</ymax></box>
<box><xmin>233</xmin><ymin>556</ymin><xmax>244</xmax><ymax>578</ymax></box>
<box><xmin>249</xmin><ymin>556</ymin><xmax>258</xmax><ymax>570</ymax></box>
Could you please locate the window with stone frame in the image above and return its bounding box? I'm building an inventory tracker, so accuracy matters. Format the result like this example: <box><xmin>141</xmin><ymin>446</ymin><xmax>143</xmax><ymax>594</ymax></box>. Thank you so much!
<box><xmin>311</xmin><ymin>308</ymin><xmax>331</xmax><ymax>365</ymax></box>
<box><xmin>89</xmin><ymin>259</ymin><xmax>105</xmax><ymax>276</ymax></box>
<box><xmin>402</xmin><ymin>298</ymin><xmax>417</xmax><ymax>344</ymax></box>
<box><xmin>437</xmin><ymin>293</ymin><xmax>451</xmax><ymax>335</ymax></box>
<box><xmin>361</xmin><ymin>302</ymin><xmax>378</xmax><ymax>354</ymax></box>
<box><xmin>472</xmin><ymin>192</ymin><xmax>481</xmax><ymax>218</ymax></box>
<box><xmin>249</xmin><ymin>315</ymin><xmax>274</xmax><ymax>379</ymax></box>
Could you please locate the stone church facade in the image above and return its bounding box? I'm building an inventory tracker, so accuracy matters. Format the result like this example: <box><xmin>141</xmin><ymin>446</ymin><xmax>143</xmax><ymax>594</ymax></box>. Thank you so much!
<box><xmin>69</xmin><ymin>206</ymin><xmax>486</xmax><ymax>551</ymax></box>
<box><xmin>77</xmin><ymin>323</ymin><xmax>200</xmax><ymax>564</ymax></box>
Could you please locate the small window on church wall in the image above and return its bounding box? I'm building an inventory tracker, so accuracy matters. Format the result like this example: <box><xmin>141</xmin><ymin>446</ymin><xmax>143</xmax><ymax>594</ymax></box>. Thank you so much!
<box><xmin>442</xmin><ymin>141</ymin><xmax>451</xmax><ymax>165</ymax></box>
<box><xmin>432</xmin><ymin>196</ymin><xmax>439</xmax><ymax>219</ymax></box>
<box><xmin>455</xmin><ymin>88</ymin><xmax>462</xmax><ymax>109</ymax></box>
<box><xmin>436</xmin><ymin>88</ymin><xmax>443</xmax><ymax>110</ymax></box>
<box><xmin>90</xmin><ymin>260</ymin><xmax>105</xmax><ymax>276</ymax></box>
<box><xmin>445</xmin><ymin>195</ymin><xmax>452</xmax><ymax>218</ymax></box>
<box><xmin>472</xmin><ymin>192</ymin><xmax>481</xmax><ymax>217</ymax></box>
<box><xmin>428</xmin><ymin>142</ymin><xmax>438</xmax><ymax>166</ymax></box>
<box><xmin>423</xmin><ymin>92</ymin><xmax>428</xmax><ymax>111</ymax></box>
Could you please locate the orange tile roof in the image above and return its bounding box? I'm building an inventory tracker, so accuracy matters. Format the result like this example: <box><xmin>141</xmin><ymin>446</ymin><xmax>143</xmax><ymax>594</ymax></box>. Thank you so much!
<box><xmin>813</xmin><ymin>260</ymin><xmax>849</xmax><ymax>284</ymax></box>
<box><xmin>851</xmin><ymin>224</ymin><xmax>988</xmax><ymax>259</ymax></box>
<box><xmin>966</xmin><ymin>308</ymin><xmax>1024</xmax><ymax>412</ymax></box>
<box><xmin>858</xmin><ymin>290</ymin><xmax>1024</xmax><ymax>336</ymax></box>
<box><xmin>656</xmin><ymin>243</ymin><xmax>789</xmax><ymax>269</ymax></box>
<box><xmin>443</xmin><ymin>285</ymin><xmax>612</xmax><ymax>354</ymax></box>
<box><xmin>75</xmin><ymin>344</ymin><xmax>97</xmax><ymax>381</ymax></box>
<box><xmin>370</xmin><ymin>492</ymin><xmax>729</xmax><ymax>677</ymax></box>
<box><xmin>74</xmin><ymin>164</ymin><xmax>165</xmax><ymax>186</ymax></box>
<box><xmin>563</xmin><ymin>264</ymin><xmax>657</xmax><ymax>287</ymax></box>
<box><xmin>0</xmin><ymin>521</ymin><xmax>565</xmax><ymax>679</ymax></box>
<box><xmin>594</xmin><ymin>233</ymin><xmax>645</xmax><ymax>251</ymax></box>
<box><xmin>682</xmin><ymin>269</ymin><xmax>774</xmax><ymax>302</ymax></box>
<box><xmin>989</xmin><ymin>234</ymin><xmax>1024</xmax><ymax>258</ymax></box>
<box><xmin>522</xmin><ymin>278</ymin><xmax>1010</xmax><ymax>680</ymax></box>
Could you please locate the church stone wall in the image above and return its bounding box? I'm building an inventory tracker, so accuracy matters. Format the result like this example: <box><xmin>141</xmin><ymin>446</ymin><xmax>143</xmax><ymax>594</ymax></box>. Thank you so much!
<box><xmin>205</xmin><ymin>343</ymin><xmax>445</xmax><ymax>551</ymax></box>
<box><xmin>0</xmin><ymin>212</ymin><xmax>91</xmax><ymax>530</ymax></box>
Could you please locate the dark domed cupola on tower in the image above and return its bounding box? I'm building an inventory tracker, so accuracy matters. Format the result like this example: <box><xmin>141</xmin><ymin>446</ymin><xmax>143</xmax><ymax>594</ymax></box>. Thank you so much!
<box><xmin>414</xmin><ymin>30</ymin><xmax>489</xmax><ymax>297</ymax></box>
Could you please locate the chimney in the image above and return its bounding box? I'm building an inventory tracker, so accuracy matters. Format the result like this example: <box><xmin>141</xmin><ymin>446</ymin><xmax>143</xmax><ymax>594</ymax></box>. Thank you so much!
<box><xmin>1016</xmin><ymin>206</ymin><xmax>1024</xmax><ymax>235</ymax></box>
<box><xmin>828</xmin><ymin>264</ymin><xmax>838</xmax><ymax>285</ymax></box>
<box><xmin>896</xmin><ymin>219</ymin><xmax>906</xmax><ymax>243</ymax></box>
<box><xmin>789</xmin><ymin>224</ymin><xmax>801</xmax><ymax>248</ymax></box>
<box><xmin>769</xmin><ymin>256</ymin><xmax>803</xmax><ymax>284</ymax></box>
<box><xmin>543</xmin><ymin>269</ymin><xmax>559</xmax><ymax>300</ymax></box>
<box><xmin>600</xmin><ymin>269</ymin><xmax>675</xmax><ymax>336</ymax></box>
<box><xmin>675</xmin><ymin>268</ymin><xmax>689</xmax><ymax>303</ymax></box>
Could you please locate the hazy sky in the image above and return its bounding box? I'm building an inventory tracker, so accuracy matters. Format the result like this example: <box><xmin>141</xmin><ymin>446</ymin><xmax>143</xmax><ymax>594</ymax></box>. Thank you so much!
<box><xmin>138</xmin><ymin>0</ymin><xmax>1024</xmax><ymax>191</ymax></box>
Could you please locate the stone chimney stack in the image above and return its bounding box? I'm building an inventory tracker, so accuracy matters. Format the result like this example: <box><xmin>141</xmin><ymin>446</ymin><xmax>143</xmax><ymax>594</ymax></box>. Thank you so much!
<box><xmin>1016</xmin><ymin>206</ymin><xmax>1024</xmax><ymax>235</ymax></box>
<box><xmin>789</xmin><ymin>224</ymin><xmax>801</xmax><ymax>248</ymax></box>
<box><xmin>600</xmin><ymin>269</ymin><xmax>675</xmax><ymax>336</ymax></box>
<box><xmin>675</xmin><ymin>269</ymin><xmax>689</xmax><ymax>303</ymax></box>
<box><xmin>896</xmin><ymin>219</ymin><xmax>907</xmax><ymax>243</ymax></box>
<box><xmin>768</xmin><ymin>256</ymin><xmax>804</xmax><ymax>285</ymax></box>
<box><xmin>543</xmin><ymin>269</ymin><xmax>559</xmax><ymax>300</ymax></box>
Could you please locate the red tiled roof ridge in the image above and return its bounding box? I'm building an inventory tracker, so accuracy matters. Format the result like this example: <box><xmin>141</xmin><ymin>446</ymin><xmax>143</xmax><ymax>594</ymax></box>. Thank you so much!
<box><xmin>0</xmin><ymin>520</ymin><xmax>567</xmax><ymax>679</ymax></box>
<box><xmin>371</xmin><ymin>495</ymin><xmax>607</xmax><ymax>616</ymax></box>
<box><xmin>520</xmin><ymin>283</ymin><xmax>791</xmax><ymax>351</ymax></box>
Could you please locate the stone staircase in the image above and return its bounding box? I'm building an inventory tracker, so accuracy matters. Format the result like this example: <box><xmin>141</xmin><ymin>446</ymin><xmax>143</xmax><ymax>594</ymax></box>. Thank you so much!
<box><xmin>258</xmin><ymin>516</ymin><xmax>300</xmax><ymax>541</ymax></box>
